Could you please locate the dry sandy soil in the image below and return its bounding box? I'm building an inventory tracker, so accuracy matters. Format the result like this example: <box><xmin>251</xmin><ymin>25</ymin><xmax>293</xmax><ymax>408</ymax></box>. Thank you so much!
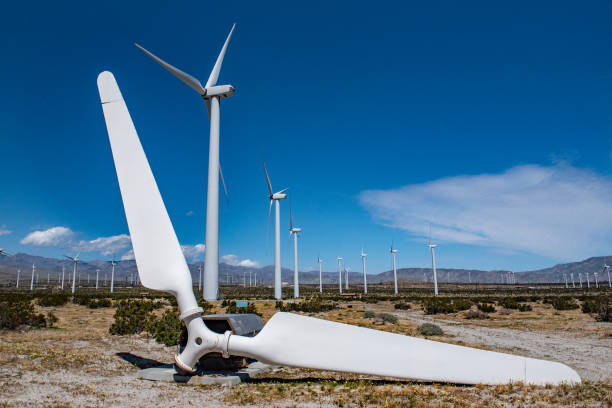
<box><xmin>0</xmin><ymin>300</ymin><xmax>610</xmax><ymax>407</ymax></box>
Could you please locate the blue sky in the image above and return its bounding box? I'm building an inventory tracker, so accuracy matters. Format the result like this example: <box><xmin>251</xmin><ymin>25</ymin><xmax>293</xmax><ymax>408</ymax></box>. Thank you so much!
<box><xmin>2</xmin><ymin>1</ymin><xmax>612</xmax><ymax>273</ymax></box>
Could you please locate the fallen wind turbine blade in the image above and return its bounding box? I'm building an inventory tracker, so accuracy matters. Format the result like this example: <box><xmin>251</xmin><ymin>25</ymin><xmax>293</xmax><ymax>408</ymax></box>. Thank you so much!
<box><xmin>228</xmin><ymin>312</ymin><xmax>580</xmax><ymax>385</ymax></box>
<box><xmin>97</xmin><ymin>71</ymin><xmax>195</xmax><ymax>311</ymax></box>
<box><xmin>205</xmin><ymin>23</ymin><xmax>236</xmax><ymax>89</ymax></box>
<box><xmin>134</xmin><ymin>43</ymin><xmax>207</xmax><ymax>95</ymax></box>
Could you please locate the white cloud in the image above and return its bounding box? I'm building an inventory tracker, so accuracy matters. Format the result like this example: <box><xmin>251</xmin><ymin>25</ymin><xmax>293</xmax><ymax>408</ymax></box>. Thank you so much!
<box><xmin>181</xmin><ymin>244</ymin><xmax>205</xmax><ymax>262</ymax></box>
<box><xmin>120</xmin><ymin>249</ymin><xmax>135</xmax><ymax>261</ymax></box>
<box><xmin>359</xmin><ymin>163</ymin><xmax>612</xmax><ymax>260</ymax></box>
<box><xmin>186</xmin><ymin>210</ymin><xmax>195</xmax><ymax>216</ymax></box>
<box><xmin>221</xmin><ymin>254</ymin><xmax>260</xmax><ymax>268</ymax></box>
<box><xmin>0</xmin><ymin>225</ymin><xmax>11</xmax><ymax>236</ymax></box>
<box><xmin>20</xmin><ymin>226</ymin><xmax>74</xmax><ymax>247</ymax></box>
<box><xmin>75</xmin><ymin>234</ymin><xmax>132</xmax><ymax>256</ymax></box>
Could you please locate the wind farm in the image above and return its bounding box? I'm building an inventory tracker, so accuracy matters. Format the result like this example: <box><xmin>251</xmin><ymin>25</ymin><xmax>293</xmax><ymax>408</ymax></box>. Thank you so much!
<box><xmin>1</xmin><ymin>3</ymin><xmax>612</xmax><ymax>407</ymax></box>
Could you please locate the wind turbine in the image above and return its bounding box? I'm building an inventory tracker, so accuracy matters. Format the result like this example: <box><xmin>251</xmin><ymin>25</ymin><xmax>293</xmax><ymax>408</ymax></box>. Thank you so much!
<box><xmin>564</xmin><ymin>274</ymin><xmax>568</xmax><ymax>288</ymax></box>
<box><xmin>0</xmin><ymin>249</ymin><xmax>11</xmax><ymax>256</ymax></box>
<box><xmin>594</xmin><ymin>272</ymin><xmax>599</xmax><ymax>288</ymax></box>
<box><xmin>317</xmin><ymin>257</ymin><xmax>323</xmax><ymax>293</ymax></box>
<box><xmin>603</xmin><ymin>260</ymin><xmax>611</xmax><ymax>288</ymax></box>
<box><xmin>337</xmin><ymin>257</ymin><xmax>343</xmax><ymax>294</ymax></box>
<box><xmin>571</xmin><ymin>273</ymin><xmax>575</xmax><ymax>288</ymax></box>
<box><xmin>98</xmin><ymin>70</ymin><xmax>581</xmax><ymax>386</ymax></box>
<box><xmin>578</xmin><ymin>272</ymin><xmax>582</xmax><ymax>288</ymax></box>
<box><xmin>263</xmin><ymin>159</ymin><xmax>288</xmax><ymax>299</ymax></box>
<box><xmin>16</xmin><ymin>269</ymin><xmax>20</xmax><ymax>288</ymax></box>
<box><xmin>390</xmin><ymin>244</ymin><xmax>398</xmax><ymax>295</ymax></box>
<box><xmin>586</xmin><ymin>272</ymin><xmax>590</xmax><ymax>288</ymax></box>
<box><xmin>361</xmin><ymin>249</ymin><xmax>368</xmax><ymax>295</ymax></box>
<box><xmin>64</xmin><ymin>254</ymin><xmax>79</xmax><ymax>294</ymax></box>
<box><xmin>136</xmin><ymin>25</ymin><xmax>235</xmax><ymax>301</ymax></box>
<box><xmin>110</xmin><ymin>257</ymin><xmax>117</xmax><ymax>293</ymax></box>
<box><xmin>289</xmin><ymin>200</ymin><xmax>301</xmax><ymax>298</ymax></box>
<box><xmin>429</xmin><ymin>242</ymin><xmax>439</xmax><ymax>297</ymax></box>
<box><xmin>30</xmin><ymin>263</ymin><xmax>35</xmax><ymax>291</ymax></box>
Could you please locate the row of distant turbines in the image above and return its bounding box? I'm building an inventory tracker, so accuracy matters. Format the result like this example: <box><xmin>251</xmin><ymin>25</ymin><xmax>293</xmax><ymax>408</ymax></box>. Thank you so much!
<box><xmin>562</xmin><ymin>266</ymin><xmax>611</xmax><ymax>289</ymax></box>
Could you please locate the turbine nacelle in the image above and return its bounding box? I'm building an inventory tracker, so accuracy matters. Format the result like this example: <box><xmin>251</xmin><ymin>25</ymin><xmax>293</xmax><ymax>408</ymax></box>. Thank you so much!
<box><xmin>202</xmin><ymin>84</ymin><xmax>235</xmax><ymax>99</ymax></box>
<box><xmin>271</xmin><ymin>191</ymin><xmax>288</xmax><ymax>200</ymax></box>
<box><xmin>429</xmin><ymin>244</ymin><xmax>438</xmax><ymax>249</ymax></box>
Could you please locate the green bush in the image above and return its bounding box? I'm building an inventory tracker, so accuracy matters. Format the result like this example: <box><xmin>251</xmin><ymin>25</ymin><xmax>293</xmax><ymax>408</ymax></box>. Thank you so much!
<box><xmin>37</xmin><ymin>293</ymin><xmax>69</xmax><ymax>307</ymax></box>
<box><xmin>109</xmin><ymin>299</ymin><xmax>156</xmax><ymax>335</ymax></box>
<box><xmin>464</xmin><ymin>309</ymin><xmax>488</xmax><ymax>319</ymax></box>
<box><xmin>0</xmin><ymin>299</ymin><xmax>47</xmax><ymax>329</ymax></box>
<box><xmin>225</xmin><ymin>300</ymin><xmax>262</xmax><ymax>316</ymax></box>
<box><xmin>423</xmin><ymin>298</ymin><xmax>472</xmax><ymax>314</ymax></box>
<box><xmin>363</xmin><ymin>311</ymin><xmax>376</xmax><ymax>319</ymax></box>
<box><xmin>548</xmin><ymin>297</ymin><xmax>579</xmax><ymax>311</ymax></box>
<box><xmin>477</xmin><ymin>303</ymin><xmax>496</xmax><ymax>313</ymax></box>
<box><xmin>418</xmin><ymin>323</ymin><xmax>444</xmax><ymax>336</ymax></box>
<box><xmin>378</xmin><ymin>313</ymin><xmax>398</xmax><ymax>324</ymax></box>
<box><xmin>46</xmin><ymin>311</ymin><xmax>58</xmax><ymax>327</ymax></box>
<box><xmin>146</xmin><ymin>307</ymin><xmax>185</xmax><ymax>346</ymax></box>
<box><xmin>517</xmin><ymin>303</ymin><xmax>533</xmax><ymax>312</ymax></box>
<box><xmin>394</xmin><ymin>302</ymin><xmax>411</xmax><ymax>310</ymax></box>
<box><xmin>276</xmin><ymin>299</ymin><xmax>335</xmax><ymax>313</ymax></box>
<box><xmin>87</xmin><ymin>298</ymin><xmax>112</xmax><ymax>309</ymax></box>
<box><xmin>582</xmin><ymin>297</ymin><xmax>611</xmax><ymax>322</ymax></box>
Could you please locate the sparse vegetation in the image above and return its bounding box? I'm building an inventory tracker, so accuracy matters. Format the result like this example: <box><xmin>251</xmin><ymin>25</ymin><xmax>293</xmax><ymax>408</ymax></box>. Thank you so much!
<box><xmin>0</xmin><ymin>298</ymin><xmax>48</xmax><ymax>329</ymax></box>
<box><xmin>225</xmin><ymin>300</ymin><xmax>262</xmax><ymax>316</ymax></box>
<box><xmin>145</xmin><ymin>307</ymin><xmax>185</xmax><ymax>346</ymax></box>
<box><xmin>394</xmin><ymin>302</ymin><xmax>411</xmax><ymax>310</ymax></box>
<box><xmin>423</xmin><ymin>297</ymin><xmax>472</xmax><ymax>314</ymax></box>
<box><xmin>109</xmin><ymin>299</ymin><xmax>157</xmax><ymax>335</ymax></box>
<box><xmin>547</xmin><ymin>296</ymin><xmax>580</xmax><ymax>311</ymax></box>
<box><xmin>464</xmin><ymin>309</ymin><xmax>489</xmax><ymax>319</ymax></box>
<box><xmin>275</xmin><ymin>298</ymin><xmax>335</xmax><ymax>313</ymax></box>
<box><xmin>477</xmin><ymin>303</ymin><xmax>496</xmax><ymax>313</ymax></box>
<box><xmin>418</xmin><ymin>323</ymin><xmax>444</xmax><ymax>336</ymax></box>
<box><xmin>582</xmin><ymin>296</ymin><xmax>611</xmax><ymax>322</ymax></box>
<box><xmin>37</xmin><ymin>293</ymin><xmax>69</xmax><ymax>307</ymax></box>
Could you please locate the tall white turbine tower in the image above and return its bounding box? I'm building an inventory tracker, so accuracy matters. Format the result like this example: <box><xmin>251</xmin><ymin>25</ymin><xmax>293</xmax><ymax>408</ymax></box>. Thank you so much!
<box><xmin>289</xmin><ymin>201</ymin><xmax>301</xmax><ymax>298</ymax></box>
<box><xmin>96</xmin><ymin>269</ymin><xmax>100</xmax><ymax>289</ymax></box>
<box><xmin>361</xmin><ymin>249</ymin><xmax>368</xmax><ymax>294</ymax></box>
<box><xmin>317</xmin><ymin>257</ymin><xmax>323</xmax><ymax>293</ymax></box>
<box><xmin>429</xmin><ymin>242</ymin><xmax>439</xmax><ymax>296</ymax></box>
<box><xmin>390</xmin><ymin>245</ymin><xmax>398</xmax><ymax>295</ymax></box>
<box><xmin>571</xmin><ymin>273</ymin><xmax>575</xmax><ymax>288</ymax></box>
<box><xmin>110</xmin><ymin>258</ymin><xmax>117</xmax><ymax>293</ymax></box>
<box><xmin>337</xmin><ymin>257</ymin><xmax>343</xmax><ymax>294</ymax></box>
<box><xmin>30</xmin><ymin>263</ymin><xmax>35</xmax><ymax>291</ymax></box>
<box><xmin>16</xmin><ymin>269</ymin><xmax>20</xmax><ymax>288</ymax></box>
<box><xmin>594</xmin><ymin>272</ymin><xmax>599</xmax><ymax>288</ymax></box>
<box><xmin>578</xmin><ymin>272</ymin><xmax>582</xmax><ymax>288</ymax></box>
<box><xmin>263</xmin><ymin>160</ymin><xmax>288</xmax><ymax>300</ymax></box>
<box><xmin>586</xmin><ymin>272</ymin><xmax>590</xmax><ymax>288</ymax></box>
<box><xmin>603</xmin><ymin>260</ymin><xmax>611</xmax><ymax>288</ymax></box>
<box><xmin>345</xmin><ymin>266</ymin><xmax>350</xmax><ymax>290</ymax></box>
<box><xmin>136</xmin><ymin>25</ymin><xmax>236</xmax><ymax>301</ymax></box>
<box><xmin>64</xmin><ymin>254</ymin><xmax>80</xmax><ymax>294</ymax></box>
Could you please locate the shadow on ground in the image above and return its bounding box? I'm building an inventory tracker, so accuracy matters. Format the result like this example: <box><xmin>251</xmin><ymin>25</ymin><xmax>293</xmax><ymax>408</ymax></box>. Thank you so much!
<box><xmin>116</xmin><ymin>352</ymin><xmax>164</xmax><ymax>369</ymax></box>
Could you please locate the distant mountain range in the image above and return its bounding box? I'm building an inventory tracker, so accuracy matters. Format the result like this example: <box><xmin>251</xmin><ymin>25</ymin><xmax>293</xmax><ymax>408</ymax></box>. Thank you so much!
<box><xmin>1</xmin><ymin>252</ymin><xmax>610</xmax><ymax>286</ymax></box>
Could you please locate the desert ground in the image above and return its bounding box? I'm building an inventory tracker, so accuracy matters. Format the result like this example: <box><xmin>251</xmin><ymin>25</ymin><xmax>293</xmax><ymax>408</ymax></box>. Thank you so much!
<box><xmin>0</xmin><ymin>285</ymin><xmax>610</xmax><ymax>407</ymax></box>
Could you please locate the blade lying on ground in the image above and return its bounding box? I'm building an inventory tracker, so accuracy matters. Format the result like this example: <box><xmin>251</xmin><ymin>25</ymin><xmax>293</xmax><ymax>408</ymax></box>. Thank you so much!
<box><xmin>134</xmin><ymin>44</ymin><xmax>206</xmax><ymax>95</ymax></box>
<box><xmin>97</xmin><ymin>71</ymin><xmax>193</xmax><ymax>298</ymax></box>
<box><xmin>228</xmin><ymin>312</ymin><xmax>580</xmax><ymax>385</ymax></box>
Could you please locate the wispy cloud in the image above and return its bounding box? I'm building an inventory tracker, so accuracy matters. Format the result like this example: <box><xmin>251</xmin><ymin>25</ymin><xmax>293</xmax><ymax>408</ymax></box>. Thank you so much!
<box><xmin>181</xmin><ymin>244</ymin><xmax>205</xmax><ymax>262</ymax></box>
<box><xmin>186</xmin><ymin>210</ymin><xmax>195</xmax><ymax>216</ymax></box>
<box><xmin>120</xmin><ymin>249</ymin><xmax>134</xmax><ymax>261</ymax></box>
<box><xmin>74</xmin><ymin>234</ymin><xmax>132</xmax><ymax>256</ymax></box>
<box><xmin>0</xmin><ymin>225</ymin><xmax>11</xmax><ymax>236</ymax></box>
<box><xmin>221</xmin><ymin>254</ymin><xmax>260</xmax><ymax>268</ymax></box>
<box><xmin>359</xmin><ymin>163</ymin><xmax>612</xmax><ymax>260</ymax></box>
<box><xmin>20</xmin><ymin>226</ymin><xmax>73</xmax><ymax>247</ymax></box>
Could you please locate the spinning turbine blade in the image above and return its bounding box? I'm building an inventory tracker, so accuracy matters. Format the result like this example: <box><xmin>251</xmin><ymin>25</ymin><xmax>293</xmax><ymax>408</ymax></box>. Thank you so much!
<box><xmin>219</xmin><ymin>163</ymin><xmax>229</xmax><ymax>202</ymax></box>
<box><xmin>229</xmin><ymin>312</ymin><xmax>580</xmax><ymax>385</ymax></box>
<box><xmin>97</xmin><ymin>71</ymin><xmax>196</xmax><ymax>312</ymax></box>
<box><xmin>263</xmin><ymin>159</ymin><xmax>273</xmax><ymax>195</ymax></box>
<box><xmin>134</xmin><ymin>44</ymin><xmax>206</xmax><ymax>95</ymax></box>
<box><xmin>205</xmin><ymin>24</ymin><xmax>236</xmax><ymax>88</ymax></box>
